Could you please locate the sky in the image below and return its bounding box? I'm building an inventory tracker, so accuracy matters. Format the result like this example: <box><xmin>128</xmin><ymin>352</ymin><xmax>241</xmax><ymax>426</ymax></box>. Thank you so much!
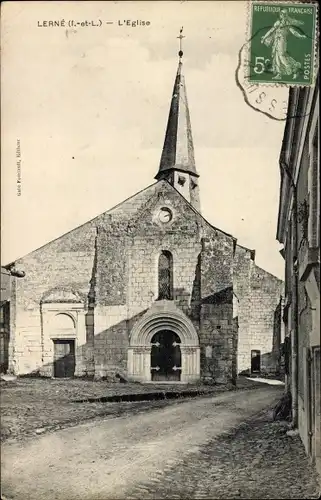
<box><xmin>1</xmin><ymin>1</ymin><xmax>287</xmax><ymax>278</ymax></box>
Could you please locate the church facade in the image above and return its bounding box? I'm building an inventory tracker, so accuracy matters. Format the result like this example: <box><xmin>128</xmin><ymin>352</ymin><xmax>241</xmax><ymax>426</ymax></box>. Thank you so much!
<box><xmin>3</xmin><ymin>51</ymin><xmax>283</xmax><ymax>384</ymax></box>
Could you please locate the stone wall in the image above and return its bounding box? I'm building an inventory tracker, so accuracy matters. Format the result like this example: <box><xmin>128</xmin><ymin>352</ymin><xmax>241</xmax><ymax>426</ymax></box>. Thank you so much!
<box><xmin>296</xmin><ymin>137</ymin><xmax>313</xmax><ymax>402</ymax></box>
<box><xmin>91</xmin><ymin>181</ymin><xmax>204</xmax><ymax>379</ymax></box>
<box><xmin>90</xmin><ymin>180</ymin><xmax>237</xmax><ymax>383</ymax></box>
<box><xmin>8</xmin><ymin>179</ymin><xmax>282</xmax><ymax>383</ymax></box>
<box><xmin>0</xmin><ymin>301</ymin><xmax>10</xmax><ymax>373</ymax></box>
<box><xmin>10</xmin><ymin>221</ymin><xmax>97</xmax><ymax>375</ymax></box>
<box><xmin>248</xmin><ymin>265</ymin><xmax>283</xmax><ymax>374</ymax></box>
<box><xmin>234</xmin><ymin>245</ymin><xmax>283</xmax><ymax>375</ymax></box>
<box><xmin>233</xmin><ymin>245</ymin><xmax>253</xmax><ymax>374</ymax></box>
<box><xmin>8</xmin><ymin>184</ymin><xmax>161</xmax><ymax>378</ymax></box>
<box><xmin>199</xmin><ymin>227</ymin><xmax>236</xmax><ymax>383</ymax></box>
<box><xmin>296</xmin><ymin>136</ymin><xmax>314</xmax><ymax>454</ymax></box>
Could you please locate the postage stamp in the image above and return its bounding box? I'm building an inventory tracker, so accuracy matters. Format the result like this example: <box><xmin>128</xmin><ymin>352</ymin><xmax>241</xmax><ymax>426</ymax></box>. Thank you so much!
<box><xmin>248</xmin><ymin>1</ymin><xmax>318</xmax><ymax>86</ymax></box>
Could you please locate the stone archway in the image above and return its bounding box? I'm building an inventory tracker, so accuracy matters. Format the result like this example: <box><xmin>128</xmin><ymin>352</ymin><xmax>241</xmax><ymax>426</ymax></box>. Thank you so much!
<box><xmin>128</xmin><ymin>300</ymin><xmax>200</xmax><ymax>383</ymax></box>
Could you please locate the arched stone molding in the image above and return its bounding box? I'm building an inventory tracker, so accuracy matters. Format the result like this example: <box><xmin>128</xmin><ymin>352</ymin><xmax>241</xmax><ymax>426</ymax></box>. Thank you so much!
<box><xmin>41</xmin><ymin>288</ymin><xmax>85</xmax><ymax>305</ymax></box>
<box><xmin>130</xmin><ymin>302</ymin><xmax>199</xmax><ymax>347</ymax></box>
<box><xmin>128</xmin><ymin>300</ymin><xmax>200</xmax><ymax>383</ymax></box>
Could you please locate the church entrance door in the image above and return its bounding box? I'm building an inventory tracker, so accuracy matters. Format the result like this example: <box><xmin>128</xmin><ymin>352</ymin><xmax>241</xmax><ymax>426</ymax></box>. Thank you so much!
<box><xmin>53</xmin><ymin>339</ymin><xmax>75</xmax><ymax>378</ymax></box>
<box><xmin>151</xmin><ymin>330</ymin><xmax>181</xmax><ymax>381</ymax></box>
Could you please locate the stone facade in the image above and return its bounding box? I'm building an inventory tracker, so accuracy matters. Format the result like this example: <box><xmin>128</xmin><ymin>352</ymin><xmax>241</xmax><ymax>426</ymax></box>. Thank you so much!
<box><xmin>4</xmin><ymin>179</ymin><xmax>283</xmax><ymax>384</ymax></box>
<box><xmin>277</xmin><ymin>77</ymin><xmax>320</xmax><ymax>478</ymax></box>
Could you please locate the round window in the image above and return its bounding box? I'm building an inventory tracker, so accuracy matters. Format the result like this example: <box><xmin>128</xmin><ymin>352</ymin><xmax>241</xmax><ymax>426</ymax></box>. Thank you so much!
<box><xmin>158</xmin><ymin>207</ymin><xmax>173</xmax><ymax>223</ymax></box>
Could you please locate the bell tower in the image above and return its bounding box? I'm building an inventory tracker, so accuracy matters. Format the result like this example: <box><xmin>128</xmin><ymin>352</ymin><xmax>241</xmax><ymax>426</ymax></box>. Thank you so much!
<box><xmin>155</xmin><ymin>28</ymin><xmax>200</xmax><ymax>212</ymax></box>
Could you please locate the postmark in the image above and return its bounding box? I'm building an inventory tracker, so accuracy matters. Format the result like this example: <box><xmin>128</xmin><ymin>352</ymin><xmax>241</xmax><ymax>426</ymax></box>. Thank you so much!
<box><xmin>248</xmin><ymin>1</ymin><xmax>318</xmax><ymax>86</ymax></box>
<box><xmin>236</xmin><ymin>40</ymin><xmax>290</xmax><ymax>120</ymax></box>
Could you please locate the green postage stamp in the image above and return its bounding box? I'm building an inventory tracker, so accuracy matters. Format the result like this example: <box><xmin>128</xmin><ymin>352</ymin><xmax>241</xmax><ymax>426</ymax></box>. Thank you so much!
<box><xmin>248</xmin><ymin>2</ymin><xmax>318</xmax><ymax>85</ymax></box>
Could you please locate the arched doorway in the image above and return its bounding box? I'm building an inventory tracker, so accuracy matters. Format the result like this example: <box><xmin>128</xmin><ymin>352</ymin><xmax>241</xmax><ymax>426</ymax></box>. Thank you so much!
<box><xmin>128</xmin><ymin>300</ymin><xmax>200</xmax><ymax>383</ymax></box>
<box><xmin>151</xmin><ymin>330</ymin><xmax>181</xmax><ymax>381</ymax></box>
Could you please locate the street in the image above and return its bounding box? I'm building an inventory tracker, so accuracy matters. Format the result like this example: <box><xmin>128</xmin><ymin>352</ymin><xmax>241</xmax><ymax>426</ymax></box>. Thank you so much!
<box><xmin>1</xmin><ymin>385</ymin><xmax>318</xmax><ymax>500</ymax></box>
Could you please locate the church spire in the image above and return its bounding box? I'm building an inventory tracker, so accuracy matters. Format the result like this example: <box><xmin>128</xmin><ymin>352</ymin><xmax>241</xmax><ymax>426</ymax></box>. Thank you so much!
<box><xmin>155</xmin><ymin>28</ymin><xmax>200</xmax><ymax>211</ymax></box>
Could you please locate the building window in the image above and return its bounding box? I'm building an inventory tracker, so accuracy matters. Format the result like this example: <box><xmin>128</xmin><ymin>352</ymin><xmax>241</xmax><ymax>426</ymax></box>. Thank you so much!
<box><xmin>190</xmin><ymin>178</ymin><xmax>198</xmax><ymax>190</ymax></box>
<box><xmin>251</xmin><ymin>350</ymin><xmax>261</xmax><ymax>373</ymax></box>
<box><xmin>178</xmin><ymin>175</ymin><xmax>186</xmax><ymax>186</ymax></box>
<box><xmin>158</xmin><ymin>251</ymin><xmax>173</xmax><ymax>300</ymax></box>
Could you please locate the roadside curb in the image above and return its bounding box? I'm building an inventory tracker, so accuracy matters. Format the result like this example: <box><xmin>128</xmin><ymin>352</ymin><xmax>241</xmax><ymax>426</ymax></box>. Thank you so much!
<box><xmin>71</xmin><ymin>381</ymin><xmax>269</xmax><ymax>404</ymax></box>
<box><xmin>73</xmin><ymin>389</ymin><xmax>220</xmax><ymax>403</ymax></box>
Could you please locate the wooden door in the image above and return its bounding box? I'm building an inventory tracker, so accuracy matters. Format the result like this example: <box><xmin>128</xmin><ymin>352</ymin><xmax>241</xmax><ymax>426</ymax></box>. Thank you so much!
<box><xmin>251</xmin><ymin>350</ymin><xmax>261</xmax><ymax>373</ymax></box>
<box><xmin>53</xmin><ymin>340</ymin><xmax>75</xmax><ymax>378</ymax></box>
<box><xmin>151</xmin><ymin>330</ymin><xmax>181</xmax><ymax>382</ymax></box>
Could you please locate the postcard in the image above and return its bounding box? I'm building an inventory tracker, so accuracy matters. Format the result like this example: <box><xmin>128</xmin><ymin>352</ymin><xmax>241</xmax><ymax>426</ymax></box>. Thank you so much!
<box><xmin>1</xmin><ymin>1</ymin><xmax>320</xmax><ymax>499</ymax></box>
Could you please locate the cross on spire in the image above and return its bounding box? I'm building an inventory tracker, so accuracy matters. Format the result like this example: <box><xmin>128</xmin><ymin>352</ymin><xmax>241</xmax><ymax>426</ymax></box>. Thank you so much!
<box><xmin>177</xmin><ymin>26</ymin><xmax>185</xmax><ymax>59</ymax></box>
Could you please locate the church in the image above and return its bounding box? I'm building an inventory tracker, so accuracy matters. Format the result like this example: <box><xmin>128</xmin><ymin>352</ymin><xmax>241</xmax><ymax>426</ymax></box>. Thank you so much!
<box><xmin>1</xmin><ymin>42</ymin><xmax>283</xmax><ymax>384</ymax></box>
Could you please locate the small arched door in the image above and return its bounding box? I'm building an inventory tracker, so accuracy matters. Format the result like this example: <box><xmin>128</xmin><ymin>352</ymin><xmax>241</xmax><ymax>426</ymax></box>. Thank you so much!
<box><xmin>151</xmin><ymin>330</ymin><xmax>181</xmax><ymax>381</ymax></box>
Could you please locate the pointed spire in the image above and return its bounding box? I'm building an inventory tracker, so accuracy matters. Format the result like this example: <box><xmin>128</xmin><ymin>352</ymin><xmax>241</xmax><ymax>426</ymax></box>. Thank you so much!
<box><xmin>155</xmin><ymin>28</ymin><xmax>198</xmax><ymax>180</ymax></box>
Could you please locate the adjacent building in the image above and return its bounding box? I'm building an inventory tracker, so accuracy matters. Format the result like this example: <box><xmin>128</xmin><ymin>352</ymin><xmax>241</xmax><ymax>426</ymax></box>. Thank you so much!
<box><xmin>2</xmin><ymin>47</ymin><xmax>283</xmax><ymax>383</ymax></box>
<box><xmin>1</xmin><ymin>266</ymin><xmax>25</xmax><ymax>373</ymax></box>
<box><xmin>277</xmin><ymin>74</ymin><xmax>320</xmax><ymax>477</ymax></box>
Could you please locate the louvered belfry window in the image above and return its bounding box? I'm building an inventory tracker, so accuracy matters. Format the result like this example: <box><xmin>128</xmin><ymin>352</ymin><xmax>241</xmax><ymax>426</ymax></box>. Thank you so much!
<box><xmin>158</xmin><ymin>251</ymin><xmax>173</xmax><ymax>300</ymax></box>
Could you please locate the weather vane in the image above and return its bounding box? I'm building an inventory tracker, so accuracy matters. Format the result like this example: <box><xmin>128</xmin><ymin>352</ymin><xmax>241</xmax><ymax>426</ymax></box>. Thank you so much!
<box><xmin>177</xmin><ymin>26</ymin><xmax>185</xmax><ymax>59</ymax></box>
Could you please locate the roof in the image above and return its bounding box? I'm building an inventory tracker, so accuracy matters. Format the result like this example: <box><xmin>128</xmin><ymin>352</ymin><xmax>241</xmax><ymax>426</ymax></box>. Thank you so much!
<box><xmin>4</xmin><ymin>179</ymin><xmax>236</xmax><ymax>266</ymax></box>
<box><xmin>155</xmin><ymin>60</ymin><xmax>198</xmax><ymax>179</ymax></box>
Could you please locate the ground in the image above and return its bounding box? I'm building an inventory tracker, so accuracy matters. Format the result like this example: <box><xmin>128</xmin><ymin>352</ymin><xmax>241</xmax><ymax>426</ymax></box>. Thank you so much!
<box><xmin>2</xmin><ymin>383</ymin><xmax>320</xmax><ymax>500</ymax></box>
<box><xmin>1</xmin><ymin>377</ymin><xmax>249</xmax><ymax>442</ymax></box>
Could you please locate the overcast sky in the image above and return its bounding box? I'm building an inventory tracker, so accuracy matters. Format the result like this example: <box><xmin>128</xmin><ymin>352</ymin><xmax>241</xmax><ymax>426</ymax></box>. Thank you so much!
<box><xmin>2</xmin><ymin>1</ymin><xmax>287</xmax><ymax>278</ymax></box>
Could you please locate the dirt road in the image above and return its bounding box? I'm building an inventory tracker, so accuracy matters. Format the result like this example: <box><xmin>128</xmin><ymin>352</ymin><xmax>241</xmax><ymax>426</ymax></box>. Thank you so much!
<box><xmin>2</xmin><ymin>386</ymin><xmax>290</xmax><ymax>500</ymax></box>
